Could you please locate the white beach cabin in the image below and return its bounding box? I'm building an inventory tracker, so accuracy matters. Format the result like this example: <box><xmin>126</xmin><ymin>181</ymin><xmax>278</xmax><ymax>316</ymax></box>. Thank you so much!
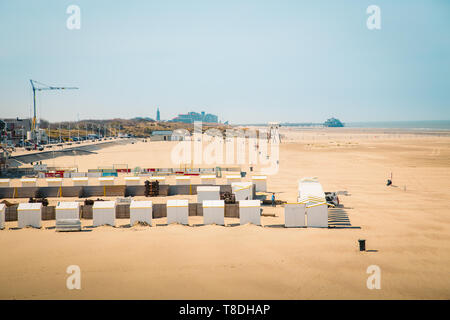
<box><xmin>124</xmin><ymin>176</ymin><xmax>141</xmax><ymax>186</ymax></box>
<box><xmin>17</xmin><ymin>202</ymin><xmax>42</xmax><ymax>228</ymax></box>
<box><xmin>251</xmin><ymin>175</ymin><xmax>267</xmax><ymax>192</ymax></box>
<box><xmin>72</xmin><ymin>177</ymin><xmax>89</xmax><ymax>186</ymax></box>
<box><xmin>55</xmin><ymin>201</ymin><xmax>81</xmax><ymax>231</ymax></box>
<box><xmin>226</xmin><ymin>175</ymin><xmax>241</xmax><ymax>184</ymax></box>
<box><xmin>98</xmin><ymin>177</ymin><xmax>115</xmax><ymax>186</ymax></box>
<box><xmin>298</xmin><ymin>178</ymin><xmax>328</xmax><ymax>228</ymax></box>
<box><xmin>232</xmin><ymin>182</ymin><xmax>253</xmax><ymax>201</ymax></box>
<box><xmin>284</xmin><ymin>202</ymin><xmax>306</xmax><ymax>227</ymax></box>
<box><xmin>0</xmin><ymin>179</ymin><xmax>11</xmax><ymax>188</ymax></box>
<box><xmin>200</xmin><ymin>175</ymin><xmax>216</xmax><ymax>185</ymax></box>
<box><xmin>148</xmin><ymin>176</ymin><xmax>166</xmax><ymax>183</ymax></box>
<box><xmin>46</xmin><ymin>178</ymin><xmax>63</xmax><ymax>187</ymax></box>
<box><xmin>197</xmin><ymin>186</ymin><xmax>220</xmax><ymax>203</ymax></box>
<box><xmin>87</xmin><ymin>172</ymin><xmax>102</xmax><ymax>178</ymax></box>
<box><xmin>0</xmin><ymin>203</ymin><xmax>5</xmax><ymax>229</ymax></box>
<box><xmin>167</xmin><ymin>199</ymin><xmax>189</xmax><ymax>225</ymax></box>
<box><xmin>21</xmin><ymin>178</ymin><xmax>37</xmax><ymax>187</ymax></box>
<box><xmin>239</xmin><ymin>200</ymin><xmax>261</xmax><ymax>225</ymax></box>
<box><xmin>70</xmin><ymin>172</ymin><xmax>86</xmax><ymax>178</ymax></box>
<box><xmin>202</xmin><ymin>200</ymin><xmax>225</xmax><ymax>225</ymax></box>
<box><xmin>298</xmin><ymin>178</ymin><xmax>325</xmax><ymax>203</ymax></box>
<box><xmin>306</xmin><ymin>202</ymin><xmax>328</xmax><ymax>228</ymax></box>
<box><xmin>176</xmin><ymin>176</ymin><xmax>191</xmax><ymax>185</ymax></box>
<box><xmin>56</xmin><ymin>201</ymin><xmax>80</xmax><ymax>220</ymax></box>
<box><xmin>93</xmin><ymin>201</ymin><xmax>116</xmax><ymax>227</ymax></box>
<box><xmin>130</xmin><ymin>200</ymin><xmax>152</xmax><ymax>225</ymax></box>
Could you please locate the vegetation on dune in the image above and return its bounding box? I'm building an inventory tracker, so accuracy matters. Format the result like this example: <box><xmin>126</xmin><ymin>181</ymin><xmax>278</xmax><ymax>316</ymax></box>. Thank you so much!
<box><xmin>39</xmin><ymin>118</ymin><xmax>231</xmax><ymax>140</ymax></box>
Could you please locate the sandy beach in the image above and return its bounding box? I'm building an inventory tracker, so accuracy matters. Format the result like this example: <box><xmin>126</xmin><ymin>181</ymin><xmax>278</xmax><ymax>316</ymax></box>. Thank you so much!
<box><xmin>1</xmin><ymin>127</ymin><xmax>449</xmax><ymax>299</ymax></box>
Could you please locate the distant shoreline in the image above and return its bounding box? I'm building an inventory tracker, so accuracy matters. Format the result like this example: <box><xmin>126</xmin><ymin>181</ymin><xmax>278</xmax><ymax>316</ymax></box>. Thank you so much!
<box><xmin>238</xmin><ymin>120</ymin><xmax>450</xmax><ymax>131</ymax></box>
<box><xmin>345</xmin><ymin>120</ymin><xmax>450</xmax><ymax>130</ymax></box>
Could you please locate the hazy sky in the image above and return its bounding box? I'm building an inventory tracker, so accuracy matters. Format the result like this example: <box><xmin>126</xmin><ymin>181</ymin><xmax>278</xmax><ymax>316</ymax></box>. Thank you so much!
<box><xmin>1</xmin><ymin>0</ymin><xmax>449</xmax><ymax>123</ymax></box>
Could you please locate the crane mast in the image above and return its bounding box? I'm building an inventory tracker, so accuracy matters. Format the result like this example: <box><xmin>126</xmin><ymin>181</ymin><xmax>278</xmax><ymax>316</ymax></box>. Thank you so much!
<box><xmin>30</xmin><ymin>79</ymin><xmax>78</xmax><ymax>144</ymax></box>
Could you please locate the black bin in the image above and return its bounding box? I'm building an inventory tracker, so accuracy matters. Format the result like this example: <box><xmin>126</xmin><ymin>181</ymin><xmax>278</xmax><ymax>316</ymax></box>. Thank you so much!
<box><xmin>358</xmin><ymin>239</ymin><xmax>366</xmax><ymax>251</ymax></box>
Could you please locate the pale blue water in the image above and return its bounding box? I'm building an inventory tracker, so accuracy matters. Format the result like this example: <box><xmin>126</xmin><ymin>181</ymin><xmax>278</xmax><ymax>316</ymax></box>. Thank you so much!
<box><xmin>345</xmin><ymin>120</ymin><xmax>450</xmax><ymax>130</ymax></box>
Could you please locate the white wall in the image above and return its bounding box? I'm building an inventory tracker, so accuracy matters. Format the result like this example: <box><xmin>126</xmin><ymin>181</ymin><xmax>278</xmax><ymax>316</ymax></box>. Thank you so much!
<box><xmin>0</xmin><ymin>204</ymin><xmax>5</xmax><ymax>229</ymax></box>
<box><xmin>18</xmin><ymin>207</ymin><xmax>42</xmax><ymax>228</ymax></box>
<box><xmin>130</xmin><ymin>200</ymin><xmax>152</xmax><ymax>225</ymax></box>
<box><xmin>306</xmin><ymin>203</ymin><xmax>328</xmax><ymax>228</ymax></box>
<box><xmin>93</xmin><ymin>202</ymin><xmax>116</xmax><ymax>227</ymax></box>
<box><xmin>197</xmin><ymin>187</ymin><xmax>220</xmax><ymax>202</ymax></box>
<box><xmin>56</xmin><ymin>204</ymin><xmax>80</xmax><ymax>220</ymax></box>
<box><xmin>167</xmin><ymin>200</ymin><xmax>189</xmax><ymax>225</ymax></box>
<box><xmin>284</xmin><ymin>203</ymin><xmax>306</xmax><ymax>227</ymax></box>
<box><xmin>239</xmin><ymin>200</ymin><xmax>260</xmax><ymax>225</ymax></box>
<box><xmin>202</xmin><ymin>200</ymin><xmax>224</xmax><ymax>225</ymax></box>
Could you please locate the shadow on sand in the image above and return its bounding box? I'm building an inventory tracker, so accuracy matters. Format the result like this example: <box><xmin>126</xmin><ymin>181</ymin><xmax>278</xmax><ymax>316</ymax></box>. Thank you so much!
<box><xmin>328</xmin><ymin>207</ymin><xmax>360</xmax><ymax>229</ymax></box>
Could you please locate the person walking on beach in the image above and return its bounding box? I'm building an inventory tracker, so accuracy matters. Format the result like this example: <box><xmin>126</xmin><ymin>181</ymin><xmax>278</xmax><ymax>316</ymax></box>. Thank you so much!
<box><xmin>271</xmin><ymin>193</ymin><xmax>276</xmax><ymax>207</ymax></box>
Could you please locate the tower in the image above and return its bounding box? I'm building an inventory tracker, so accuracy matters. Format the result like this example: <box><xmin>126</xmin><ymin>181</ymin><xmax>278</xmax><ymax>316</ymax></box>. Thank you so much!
<box><xmin>156</xmin><ymin>107</ymin><xmax>160</xmax><ymax>121</ymax></box>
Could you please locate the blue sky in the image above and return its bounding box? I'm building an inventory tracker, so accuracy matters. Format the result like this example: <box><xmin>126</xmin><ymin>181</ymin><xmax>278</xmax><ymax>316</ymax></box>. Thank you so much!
<box><xmin>0</xmin><ymin>0</ymin><xmax>449</xmax><ymax>123</ymax></box>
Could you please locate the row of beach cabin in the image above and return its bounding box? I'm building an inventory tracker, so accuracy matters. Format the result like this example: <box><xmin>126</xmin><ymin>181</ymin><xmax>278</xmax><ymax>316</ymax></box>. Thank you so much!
<box><xmin>0</xmin><ymin>199</ymin><xmax>327</xmax><ymax>230</ymax></box>
<box><xmin>0</xmin><ymin>177</ymin><xmax>329</xmax><ymax>229</ymax></box>
<box><xmin>0</xmin><ymin>175</ymin><xmax>267</xmax><ymax>191</ymax></box>
<box><xmin>197</xmin><ymin>183</ymin><xmax>253</xmax><ymax>201</ymax></box>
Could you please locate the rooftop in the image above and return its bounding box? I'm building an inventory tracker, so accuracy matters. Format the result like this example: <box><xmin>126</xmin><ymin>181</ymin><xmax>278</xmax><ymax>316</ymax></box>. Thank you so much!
<box><xmin>151</xmin><ymin>130</ymin><xmax>173</xmax><ymax>135</ymax></box>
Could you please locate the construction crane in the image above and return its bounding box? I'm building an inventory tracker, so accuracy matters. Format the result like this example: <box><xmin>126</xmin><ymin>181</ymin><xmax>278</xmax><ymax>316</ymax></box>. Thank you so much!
<box><xmin>30</xmin><ymin>79</ymin><xmax>78</xmax><ymax>143</ymax></box>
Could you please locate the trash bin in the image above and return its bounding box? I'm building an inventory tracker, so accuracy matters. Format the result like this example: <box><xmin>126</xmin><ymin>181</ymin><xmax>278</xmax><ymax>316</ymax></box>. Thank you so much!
<box><xmin>240</xmin><ymin>171</ymin><xmax>246</xmax><ymax>178</ymax></box>
<box><xmin>358</xmin><ymin>239</ymin><xmax>366</xmax><ymax>251</ymax></box>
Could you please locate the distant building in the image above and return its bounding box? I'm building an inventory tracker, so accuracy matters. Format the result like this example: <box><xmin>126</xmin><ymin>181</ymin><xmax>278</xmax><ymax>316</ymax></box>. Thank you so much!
<box><xmin>156</xmin><ymin>107</ymin><xmax>160</xmax><ymax>121</ymax></box>
<box><xmin>171</xmin><ymin>129</ymin><xmax>190</xmax><ymax>141</ymax></box>
<box><xmin>150</xmin><ymin>130</ymin><xmax>172</xmax><ymax>141</ymax></box>
<box><xmin>0</xmin><ymin>118</ymin><xmax>31</xmax><ymax>145</ymax></box>
<box><xmin>171</xmin><ymin>111</ymin><xmax>218</xmax><ymax>124</ymax></box>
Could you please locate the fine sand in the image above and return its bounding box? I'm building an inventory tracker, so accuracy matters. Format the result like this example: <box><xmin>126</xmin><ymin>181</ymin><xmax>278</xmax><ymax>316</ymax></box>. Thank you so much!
<box><xmin>1</xmin><ymin>127</ymin><xmax>449</xmax><ymax>299</ymax></box>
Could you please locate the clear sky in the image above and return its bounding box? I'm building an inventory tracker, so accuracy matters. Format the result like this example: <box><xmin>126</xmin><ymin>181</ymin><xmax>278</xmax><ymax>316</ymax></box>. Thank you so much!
<box><xmin>0</xmin><ymin>0</ymin><xmax>449</xmax><ymax>123</ymax></box>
